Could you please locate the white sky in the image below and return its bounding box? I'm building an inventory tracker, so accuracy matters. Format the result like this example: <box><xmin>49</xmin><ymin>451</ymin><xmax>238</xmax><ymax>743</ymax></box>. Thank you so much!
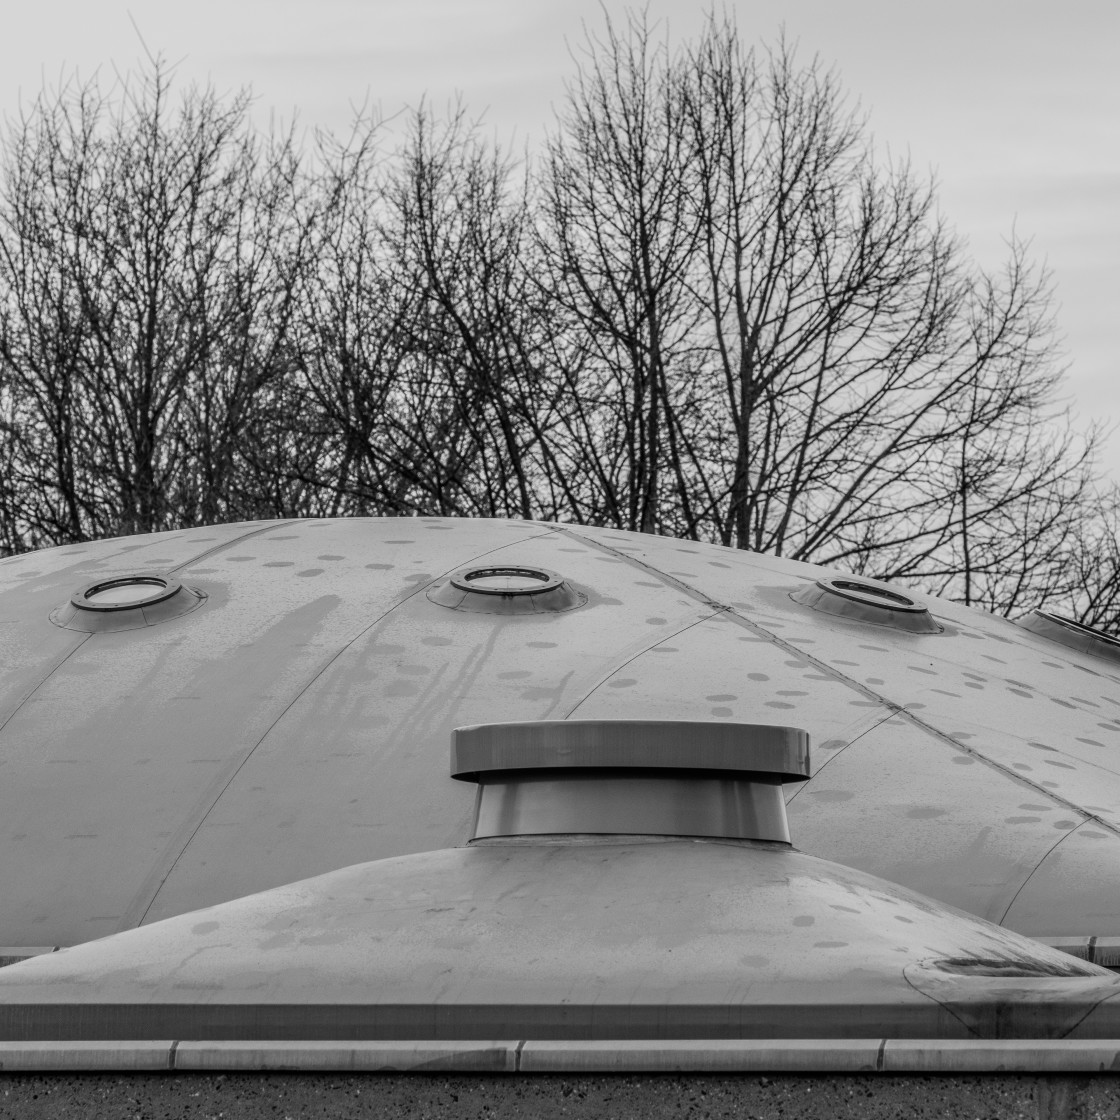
<box><xmin>4</xmin><ymin>0</ymin><xmax>1118</xmax><ymax>476</ymax></box>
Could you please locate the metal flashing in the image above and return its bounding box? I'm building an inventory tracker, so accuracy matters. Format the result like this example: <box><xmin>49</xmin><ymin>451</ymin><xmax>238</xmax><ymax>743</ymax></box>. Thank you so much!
<box><xmin>791</xmin><ymin>576</ymin><xmax>941</xmax><ymax>633</ymax></box>
<box><xmin>1017</xmin><ymin>610</ymin><xmax>1120</xmax><ymax>664</ymax></box>
<box><xmin>451</xmin><ymin>720</ymin><xmax>810</xmax><ymax>782</ymax></box>
<box><xmin>50</xmin><ymin>572</ymin><xmax>206</xmax><ymax>633</ymax></box>
<box><xmin>428</xmin><ymin>565</ymin><xmax>585</xmax><ymax>614</ymax></box>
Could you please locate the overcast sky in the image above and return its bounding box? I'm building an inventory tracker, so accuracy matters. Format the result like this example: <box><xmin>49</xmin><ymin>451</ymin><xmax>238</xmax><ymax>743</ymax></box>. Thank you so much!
<box><xmin>4</xmin><ymin>0</ymin><xmax>1118</xmax><ymax>476</ymax></box>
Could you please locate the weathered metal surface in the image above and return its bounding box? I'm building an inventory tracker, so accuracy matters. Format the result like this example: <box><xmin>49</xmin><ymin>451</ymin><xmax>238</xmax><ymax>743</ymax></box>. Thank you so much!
<box><xmin>2</xmin><ymin>837</ymin><xmax>1117</xmax><ymax>1042</ymax></box>
<box><xmin>3</xmin><ymin>516</ymin><xmax>1120</xmax><ymax>951</ymax></box>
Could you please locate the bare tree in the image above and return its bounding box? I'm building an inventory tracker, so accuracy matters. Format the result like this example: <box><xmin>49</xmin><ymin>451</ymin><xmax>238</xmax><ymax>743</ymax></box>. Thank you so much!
<box><xmin>539</xmin><ymin>12</ymin><xmax>710</xmax><ymax>533</ymax></box>
<box><xmin>0</xmin><ymin>19</ymin><xmax>1113</xmax><ymax>633</ymax></box>
<box><xmin>0</xmin><ymin>59</ymin><xmax>308</xmax><ymax>543</ymax></box>
<box><xmin>539</xmin><ymin>12</ymin><xmax>1101</xmax><ymax>611</ymax></box>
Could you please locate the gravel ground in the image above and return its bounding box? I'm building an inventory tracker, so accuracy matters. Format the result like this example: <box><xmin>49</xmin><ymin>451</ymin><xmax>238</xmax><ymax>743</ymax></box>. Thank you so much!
<box><xmin>2</xmin><ymin>1073</ymin><xmax>1119</xmax><ymax>1120</ymax></box>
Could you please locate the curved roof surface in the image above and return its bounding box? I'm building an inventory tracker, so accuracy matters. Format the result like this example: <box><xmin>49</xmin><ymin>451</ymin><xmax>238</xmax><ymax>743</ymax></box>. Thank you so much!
<box><xmin>2</xmin><ymin>517</ymin><xmax>1119</xmax><ymax>948</ymax></box>
<box><xmin>3</xmin><ymin>839</ymin><xmax>1116</xmax><ymax>1043</ymax></box>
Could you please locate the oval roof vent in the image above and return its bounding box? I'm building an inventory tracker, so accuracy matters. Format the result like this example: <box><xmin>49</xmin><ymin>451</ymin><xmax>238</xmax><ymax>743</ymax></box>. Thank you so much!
<box><xmin>451</xmin><ymin>719</ymin><xmax>809</xmax><ymax>844</ymax></box>
<box><xmin>791</xmin><ymin>576</ymin><xmax>941</xmax><ymax>634</ymax></box>
<box><xmin>427</xmin><ymin>565</ymin><xmax>584</xmax><ymax>614</ymax></box>
<box><xmin>1017</xmin><ymin>610</ymin><xmax>1120</xmax><ymax>665</ymax></box>
<box><xmin>50</xmin><ymin>572</ymin><xmax>206</xmax><ymax>633</ymax></box>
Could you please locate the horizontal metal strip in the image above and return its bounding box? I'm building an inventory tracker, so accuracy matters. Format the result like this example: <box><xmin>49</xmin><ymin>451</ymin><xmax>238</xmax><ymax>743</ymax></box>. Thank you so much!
<box><xmin>4</xmin><ymin>1039</ymin><xmax>1120</xmax><ymax>1073</ymax></box>
<box><xmin>1034</xmin><ymin>936</ymin><xmax>1120</xmax><ymax>967</ymax></box>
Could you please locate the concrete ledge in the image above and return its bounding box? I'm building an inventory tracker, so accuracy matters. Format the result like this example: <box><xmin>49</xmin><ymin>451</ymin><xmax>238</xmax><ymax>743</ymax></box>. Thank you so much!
<box><xmin>0</xmin><ymin>1041</ymin><xmax>174</xmax><ymax>1070</ymax></box>
<box><xmin>3</xmin><ymin>1039</ymin><xmax>1120</xmax><ymax>1072</ymax></box>
<box><xmin>173</xmin><ymin>1041</ymin><xmax>519</xmax><ymax>1072</ymax></box>
<box><xmin>519</xmin><ymin>1039</ymin><xmax>881</xmax><ymax>1072</ymax></box>
<box><xmin>881</xmin><ymin>1040</ymin><xmax>1120</xmax><ymax>1073</ymax></box>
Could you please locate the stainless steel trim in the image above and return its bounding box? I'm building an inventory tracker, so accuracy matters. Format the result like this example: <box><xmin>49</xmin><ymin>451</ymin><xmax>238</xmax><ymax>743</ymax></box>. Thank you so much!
<box><xmin>472</xmin><ymin>772</ymin><xmax>790</xmax><ymax>843</ymax></box>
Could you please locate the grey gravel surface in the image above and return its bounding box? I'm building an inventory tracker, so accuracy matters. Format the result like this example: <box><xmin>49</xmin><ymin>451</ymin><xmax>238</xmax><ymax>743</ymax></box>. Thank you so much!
<box><xmin>1</xmin><ymin>1074</ymin><xmax>1119</xmax><ymax>1120</ymax></box>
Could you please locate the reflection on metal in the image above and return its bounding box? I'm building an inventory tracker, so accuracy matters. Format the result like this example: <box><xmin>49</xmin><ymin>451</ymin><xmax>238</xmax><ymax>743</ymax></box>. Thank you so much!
<box><xmin>471</xmin><ymin>774</ymin><xmax>792</xmax><ymax>843</ymax></box>
<box><xmin>2</xmin><ymin>828</ymin><xmax>1118</xmax><ymax>1045</ymax></box>
<box><xmin>6</xmin><ymin>516</ymin><xmax>1120</xmax><ymax>953</ymax></box>
<box><xmin>10</xmin><ymin>518</ymin><xmax>1120</xmax><ymax>1071</ymax></box>
<box><xmin>50</xmin><ymin>572</ymin><xmax>206</xmax><ymax>633</ymax></box>
<box><xmin>450</xmin><ymin>719</ymin><xmax>810</xmax><ymax>779</ymax></box>
<box><xmin>791</xmin><ymin>576</ymin><xmax>941</xmax><ymax>633</ymax></box>
<box><xmin>427</xmin><ymin>564</ymin><xmax>584</xmax><ymax>614</ymax></box>
<box><xmin>1017</xmin><ymin>610</ymin><xmax>1120</xmax><ymax>665</ymax></box>
<box><xmin>453</xmin><ymin>719</ymin><xmax>807</xmax><ymax>842</ymax></box>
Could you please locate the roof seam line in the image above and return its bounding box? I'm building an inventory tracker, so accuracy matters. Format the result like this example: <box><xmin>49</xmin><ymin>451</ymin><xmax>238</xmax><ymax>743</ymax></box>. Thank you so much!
<box><xmin>555</xmin><ymin>530</ymin><xmax>1120</xmax><ymax>842</ymax></box>
<box><xmin>129</xmin><ymin>524</ymin><xmax>569</xmax><ymax>928</ymax></box>
<box><xmin>166</xmin><ymin>519</ymin><xmax>307</xmax><ymax>575</ymax></box>
<box><xmin>998</xmin><ymin>820</ymin><xmax>1088</xmax><ymax>926</ymax></box>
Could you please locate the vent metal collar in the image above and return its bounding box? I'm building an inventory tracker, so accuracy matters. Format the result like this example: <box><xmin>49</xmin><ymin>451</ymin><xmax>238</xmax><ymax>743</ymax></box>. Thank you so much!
<box><xmin>451</xmin><ymin>720</ymin><xmax>809</xmax><ymax>844</ymax></box>
<box><xmin>51</xmin><ymin>572</ymin><xmax>206</xmax><ymax>633</ymax></box>
<box><xmin>428</xmin><ymin>565</ymin><xmax>584</xmax><ymax>614</ymax></box>
<box><xmin>791</xmin><ymin>576</ymin><xmax>941</xmax><ymax>634</ymax></box>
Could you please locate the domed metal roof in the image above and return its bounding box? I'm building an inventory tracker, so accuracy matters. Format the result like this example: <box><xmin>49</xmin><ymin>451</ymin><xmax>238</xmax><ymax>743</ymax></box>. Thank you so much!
<box><xmin>2</xmin><ymin>516</ymin><xmax>1119</xmax><ymax>955</ymax></box>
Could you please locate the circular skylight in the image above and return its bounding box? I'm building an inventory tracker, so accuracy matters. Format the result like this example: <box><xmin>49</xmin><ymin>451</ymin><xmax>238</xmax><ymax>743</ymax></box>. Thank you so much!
<box><xmin>429</xmin><ymin>564</ymin><xmax>584</xmax><ymax>614</ymax></box>
<box><xmin>450</xmin><ymin>567</ymin><xmax>562</xmax><ymax>596</ymax></box>
<box><xmin>74</xmin><ymin>575</ymin><xmax>182</xmax><ymax>612</ymax></box>
<box><xmin>51</xmin><ymin>571</ymin><xmax>206</xmax><ymax>633</ymax></box>
<box><xmin>790</xmin><ymin>576</ymin><xmax>941</xmax><ymax>634</ymax></box>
